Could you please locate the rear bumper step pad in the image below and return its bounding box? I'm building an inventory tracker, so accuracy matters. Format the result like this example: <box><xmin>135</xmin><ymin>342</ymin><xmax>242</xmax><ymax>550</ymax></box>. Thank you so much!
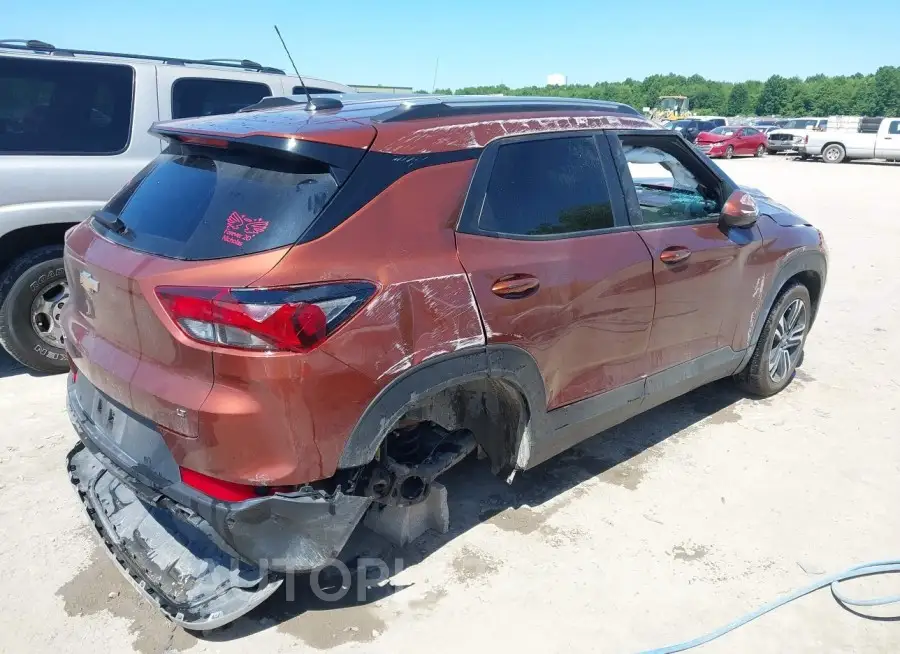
<box><xmin>67</xmin><ymin>442</ymin><xmax>283</xmax><ymax>630</ymax></box>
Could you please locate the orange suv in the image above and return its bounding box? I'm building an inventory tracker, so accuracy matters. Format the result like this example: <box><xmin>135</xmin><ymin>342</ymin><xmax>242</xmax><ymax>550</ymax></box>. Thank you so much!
<box><xmin>62</xmin><ymin>94</ymin><xmax>827</xmax><ymax>628</ymax></box>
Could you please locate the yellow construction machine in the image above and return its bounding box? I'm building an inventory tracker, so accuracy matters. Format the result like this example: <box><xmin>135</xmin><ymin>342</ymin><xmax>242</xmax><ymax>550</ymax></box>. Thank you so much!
<box><xmin>649</xmin><ymin>95</ymin><xmax>691</xmax><ymax>122</ymax></box>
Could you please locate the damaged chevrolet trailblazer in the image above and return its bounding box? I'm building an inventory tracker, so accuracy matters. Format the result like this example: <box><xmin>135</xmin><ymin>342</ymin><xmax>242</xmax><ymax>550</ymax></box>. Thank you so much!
<box><xmin>63</xmin><ymin>93</ymin><xmax>827</xmax><ymax>628</ymax></box>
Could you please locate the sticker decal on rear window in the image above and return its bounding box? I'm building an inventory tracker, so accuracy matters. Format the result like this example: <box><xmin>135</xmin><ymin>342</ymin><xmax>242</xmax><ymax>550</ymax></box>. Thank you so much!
<box><xmin>222</xmin><ymin>211</ymin><xmax>270</xmax><ymax>247</ymax></box>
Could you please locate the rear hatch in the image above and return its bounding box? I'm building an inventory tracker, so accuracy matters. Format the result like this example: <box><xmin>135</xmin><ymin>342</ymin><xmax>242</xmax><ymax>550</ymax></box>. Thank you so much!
<box><xmin>63</xmin><ymin>115</ymin><xmax>375</xmax><ymax>438</ymax></box>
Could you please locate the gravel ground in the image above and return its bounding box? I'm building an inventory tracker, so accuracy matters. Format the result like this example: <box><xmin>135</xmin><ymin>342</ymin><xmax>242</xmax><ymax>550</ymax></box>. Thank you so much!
<box><xmin>1</xmin><ymin>155</ymin><xmax>898</xmax><ymax>654</ymax></box>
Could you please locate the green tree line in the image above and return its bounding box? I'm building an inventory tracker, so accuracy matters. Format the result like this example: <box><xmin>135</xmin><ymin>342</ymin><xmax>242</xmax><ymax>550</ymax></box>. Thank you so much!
<box><xmin>426</xmin><ymin>67</ymin><xmax>900</xmax><ymax>117</ymax></box>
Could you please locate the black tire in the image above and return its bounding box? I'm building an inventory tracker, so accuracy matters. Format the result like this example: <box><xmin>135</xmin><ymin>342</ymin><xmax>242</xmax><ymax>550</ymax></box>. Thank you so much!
<box><xmin>735</xmin><ymin>283</ymin><xmax>811</xmax><ymax>397</ymax></box>
<box><xmin>0</xmin><ymin>246</ymin><xmax>69</xmax><ymax>374</ymax></box>
<box><xmin>822</xmin><ymin>143</ymin><xmax>846</xmax><ymax>164</ymax></box>
<box><xmin>724</xmin><ymin>145</ymin><xmax>734</xmax><ymax>159</ymax></box>
<box><xmin>767</xmin><ymin>148</ymin><xmax>777</xmax><ymax>155</ymax></box>
<box><xmin>755</xmin><ymin>144</ymin><xmax>765</xmax><ymax>157</ymax></box>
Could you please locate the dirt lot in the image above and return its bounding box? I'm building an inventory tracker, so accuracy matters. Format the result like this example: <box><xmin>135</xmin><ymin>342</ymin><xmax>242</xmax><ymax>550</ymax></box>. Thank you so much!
<box><xmin>1</xmin><ymin>155</ymin><xmax>898</xmax><ymax>654</ymax></box>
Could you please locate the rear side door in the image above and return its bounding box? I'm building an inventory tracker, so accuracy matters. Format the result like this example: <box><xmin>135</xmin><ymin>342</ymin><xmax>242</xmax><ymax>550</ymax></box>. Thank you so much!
<box><xmin>455</xmin><ymin>133</ymin><xmax>655</xmax><ymax>411</ymax></box>
<box><xmin>606</xmin><ymin>130</ymin><xmax>763</xmax><ymax>376</ymax></box>
<box><xmin>875</xmin><ymin>119</ymin><xmax>900</xmax><ymax>160</ymax></box>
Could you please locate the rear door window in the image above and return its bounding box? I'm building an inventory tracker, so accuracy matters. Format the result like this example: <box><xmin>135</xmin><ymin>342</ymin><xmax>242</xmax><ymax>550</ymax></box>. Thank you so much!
<box><xmin>479</xmin><ymin>136</ymin><xmax>616</xmax><ymax>237</ymax></box>
<box><xmin>171</xmin><ymin>78</ymin><xmax>272</xmax><ymax>119</ymax></box>
<box><xmin>888</xmin><ymin>121</ymin><xmax>900</xmax><ymax>135</ymax></box>
<box><xmin>96</xmin><ymin>144</ymin><xmax>341</xmax><ymax>260</ymax></box>
<box><xmin>0</xmin><ymin>57</ymin><xmax>133</xmax><ymax>155</ymax></box>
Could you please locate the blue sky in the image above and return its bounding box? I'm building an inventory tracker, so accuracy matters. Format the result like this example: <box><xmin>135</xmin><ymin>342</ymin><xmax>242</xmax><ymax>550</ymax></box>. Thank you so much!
<box><xmin>6</xmin><ymin>0</ymin><xmax>899</xmax><ymax>90</ymax></box>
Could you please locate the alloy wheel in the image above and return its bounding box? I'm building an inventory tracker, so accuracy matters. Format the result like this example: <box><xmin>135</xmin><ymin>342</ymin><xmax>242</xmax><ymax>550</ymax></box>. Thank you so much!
<box><xmin>768</xmin><ymin>298</ymin><xmax>806</xmax><ymax>383</ymax></box>
<box><xmin>30</xmin><ymin>279</ymin><xmax>69</xmax><ymax>349</ymax></box>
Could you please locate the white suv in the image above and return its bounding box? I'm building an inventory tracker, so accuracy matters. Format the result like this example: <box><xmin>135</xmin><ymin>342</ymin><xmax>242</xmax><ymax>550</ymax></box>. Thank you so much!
<box><xmin>0</xmin><ymin>39</ymin><xmax>350</xmax><ymax>373</ymax></box>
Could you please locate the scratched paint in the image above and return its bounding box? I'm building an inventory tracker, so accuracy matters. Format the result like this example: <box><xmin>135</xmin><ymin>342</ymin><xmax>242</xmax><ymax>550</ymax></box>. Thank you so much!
<box><xmin>378</xmin><ymin>113</ymin><xmax>654</xmax><ymax>155</ymax></box>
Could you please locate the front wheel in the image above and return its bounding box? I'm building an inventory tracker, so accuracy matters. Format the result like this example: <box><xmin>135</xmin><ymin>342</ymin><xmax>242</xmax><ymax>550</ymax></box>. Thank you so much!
<box><xmin>735</xmin><ymin>283</ymin><xmax>811</xmax><ymax>397</ymax></box>
<box><xmin>755</xmin><ymin>144</ymin><xmax>765</xmax><ymax>157</ymax></box>
<box><xmin>724</xmin><ymin>145</ymin><xmax>734</xmax><ymax>159</ymax></box>
<box><xmin>0</xmin><ymin>246</ymin><xmax>69</xmax><ymax>374</ymax></box>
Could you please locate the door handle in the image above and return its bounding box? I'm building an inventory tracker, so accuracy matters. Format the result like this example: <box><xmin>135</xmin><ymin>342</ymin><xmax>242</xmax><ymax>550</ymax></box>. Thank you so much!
<box><xmin>491</xmin><ymin>274</ymin><xmax>540</xmax><ymax>299</ymax></box>
<box><xmin>660</xmin><ymin>247</ymin><xmax>691</xmax><ymax>264</ymax></box>
<box><xmin>884</xmin><ymin>137</ymin><xmax>893</xmax><ymax>140</ymax></box>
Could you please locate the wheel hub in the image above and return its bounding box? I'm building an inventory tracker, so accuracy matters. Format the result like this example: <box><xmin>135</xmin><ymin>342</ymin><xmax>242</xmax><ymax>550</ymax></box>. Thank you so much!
<box><xmin>768</xmin><ymin>298</ymin><xmax>806</xmax><ymax>383</ymax></box>
<box><xmin>30</xmin><ymin>279</ymin><xmax>69</xmax><ymax>349</ymax></box>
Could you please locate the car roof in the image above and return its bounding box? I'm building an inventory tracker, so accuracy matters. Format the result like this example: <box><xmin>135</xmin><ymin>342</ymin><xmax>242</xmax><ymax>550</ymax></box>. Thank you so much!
<box><xmin>155</xmin><ymin>93</ymin><xmax>656</xmax><ymax>155</ymax></box>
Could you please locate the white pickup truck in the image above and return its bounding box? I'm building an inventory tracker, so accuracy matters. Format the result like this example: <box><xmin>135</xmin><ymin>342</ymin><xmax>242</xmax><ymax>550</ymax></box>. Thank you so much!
<box><xmin>799</xmin><ymin>118</ymin><xmax>900</xmax><ymax>163</ymax></box>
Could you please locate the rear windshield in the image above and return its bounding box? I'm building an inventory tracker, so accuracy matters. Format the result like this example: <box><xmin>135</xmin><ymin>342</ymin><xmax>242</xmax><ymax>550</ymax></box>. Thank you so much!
<box><xmin>96</xmin><ymin>145</ymin><xmax>339</xmax><ymax>260</ymax></box>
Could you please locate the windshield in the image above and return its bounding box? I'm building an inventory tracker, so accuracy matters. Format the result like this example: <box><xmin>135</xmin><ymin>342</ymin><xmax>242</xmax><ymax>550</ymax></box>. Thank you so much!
<box><xmin>781</xmin><ymin>119</ymin><xmax>818</xmax><ymax>129</ymax></box>
<box><xmin>667</xmin><ymin>120</ymin><xmax>693</xmax><ymax>130</ymax></box>
<box><xmin>709</xmin><ymin>127</ymin><xmax>736</xmax><ymax>136</ymax></box>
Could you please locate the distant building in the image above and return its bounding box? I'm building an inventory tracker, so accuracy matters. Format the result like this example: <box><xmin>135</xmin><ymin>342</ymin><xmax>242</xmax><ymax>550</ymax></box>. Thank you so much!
<box><xmin>547</xmin><ymin>73</ymin><xmax>567</xmax><ymax>87</ymax></box>
<box><xmin>350</xmin><ymin>84</ymin><xmax>414</xmax><ymax>94</ymax></box>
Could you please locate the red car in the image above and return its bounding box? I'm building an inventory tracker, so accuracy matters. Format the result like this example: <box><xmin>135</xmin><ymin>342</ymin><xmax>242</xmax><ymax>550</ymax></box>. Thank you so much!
<box><xmin>695</xmin><ymin>126</ymin><xmax>768</xmax><ymax>158</ymax></box>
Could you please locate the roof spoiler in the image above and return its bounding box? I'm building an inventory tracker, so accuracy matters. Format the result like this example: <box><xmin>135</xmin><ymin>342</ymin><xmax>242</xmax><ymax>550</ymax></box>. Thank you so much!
<box><xmin>238</xmin><ymin>95</ymin><xmax>344</xmax><ymax>113</ymax></box>
<box><xmin>148</xmin><ymin>123</ymin><xmax>367</xmax><ymax>171</ymax></box>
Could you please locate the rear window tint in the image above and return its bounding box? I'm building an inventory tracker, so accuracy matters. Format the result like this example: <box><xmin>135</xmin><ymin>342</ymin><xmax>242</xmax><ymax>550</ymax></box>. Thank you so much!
<box><xmin>97</xmin><ymin>145</ymin><xmax>339</xmax><ymax>260</ymax></box>
<box><xmin>172</xmin><ymin>78</ymin><xmax>272</xmax><ymax>119</ymax></box>
<box><xmin>0</xmin><ymin>57</ymin><xmax>133</xmax><ymax>155</ymax></box>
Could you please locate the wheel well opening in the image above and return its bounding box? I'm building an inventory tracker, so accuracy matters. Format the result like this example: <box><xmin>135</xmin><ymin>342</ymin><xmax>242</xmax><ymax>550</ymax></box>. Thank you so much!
<box><xmin>391</xmin><ymin>378</ymin><xmax>529</xmax><ymax>477</ymax></box>
<box><xmin>788</xmin><ymin>270</ymin><xmax>823</xmax><ymax>321</ymax></box>
<box><xmin>0</xmin><ymin>223</ymin><xmax>75</xmax><ymax>273</ymax></box>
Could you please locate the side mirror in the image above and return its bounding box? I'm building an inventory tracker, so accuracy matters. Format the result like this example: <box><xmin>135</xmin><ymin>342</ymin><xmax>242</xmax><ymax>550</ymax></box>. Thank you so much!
<box><xmin>721</xmin><ymin>190</ymin><xmax>759</xmax><ymax>227</ymax></box>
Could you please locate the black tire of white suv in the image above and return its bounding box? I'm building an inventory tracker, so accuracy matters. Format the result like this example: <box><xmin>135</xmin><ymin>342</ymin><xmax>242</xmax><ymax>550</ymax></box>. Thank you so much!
<box><xmin>0</xmin><ymin>246</ymin><xmax>69</xmax><ymax>374</ymax></box>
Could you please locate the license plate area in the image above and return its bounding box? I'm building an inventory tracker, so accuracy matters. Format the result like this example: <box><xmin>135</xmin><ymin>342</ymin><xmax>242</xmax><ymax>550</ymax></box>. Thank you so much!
<box><xmin>89</xmin><ymin>393</ymin><xmax>128</xmax><ymax>446</ymax></box>
<box><xmin>71</xmin><ymin>373</ymin><xmax>181</xmax><ymax>487</ymax></box>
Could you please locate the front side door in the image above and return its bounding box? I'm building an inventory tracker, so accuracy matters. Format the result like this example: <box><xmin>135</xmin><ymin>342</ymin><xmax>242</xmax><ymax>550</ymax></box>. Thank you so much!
<box><xmin>455</xmin><ymin>133</ymin><xmax>655</xmax><ymax>412</ymax></box>
<box><xmin>875</xmin><ymin>119</ymin><xmax>900</xmax><ymax>159</ymax></box>
<box><xmin>743</xmin><ymin>127</ymin><xmax>764</xmax><ymax>154</ymax></box>
<box><xmin>606</xmin><ymin>130</ymin><xmax>763</xmax><ymax>375</ymax></box>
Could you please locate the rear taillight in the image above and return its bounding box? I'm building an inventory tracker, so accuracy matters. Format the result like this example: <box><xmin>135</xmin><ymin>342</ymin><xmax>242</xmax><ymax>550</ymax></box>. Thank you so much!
<box><xmin>803</xmin><ymin>135</ymin><xmax>809</xmax><ymax>144</ymax></box>
<box><xmin>156</xmin><ymin>282</ymin><xmax>375</xmax><ymax>352</ymax></box>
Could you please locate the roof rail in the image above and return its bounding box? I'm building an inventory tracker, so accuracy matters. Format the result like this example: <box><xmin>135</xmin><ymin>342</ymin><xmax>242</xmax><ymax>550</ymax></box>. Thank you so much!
<box><xmin>374</xmin><ymin>97</ymin><xmax>643</xmax><ymax>123</ymax></box>
<box><xmin>0</xmin><ymin>40</ymin><xmax>286</xmax><ymax>74</ymax></box>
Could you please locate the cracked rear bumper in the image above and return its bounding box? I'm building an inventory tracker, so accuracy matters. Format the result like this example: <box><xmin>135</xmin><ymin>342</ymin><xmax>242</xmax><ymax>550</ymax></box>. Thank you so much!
<box><xmin>67</xmin><ymin>442</ymin><xmax>282</xmax><ymax>629</ymax></box>
<box><xmin>66</xmin><ymin>373</ymin><xmax>371</xmax><ymax>573</ymax></box>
